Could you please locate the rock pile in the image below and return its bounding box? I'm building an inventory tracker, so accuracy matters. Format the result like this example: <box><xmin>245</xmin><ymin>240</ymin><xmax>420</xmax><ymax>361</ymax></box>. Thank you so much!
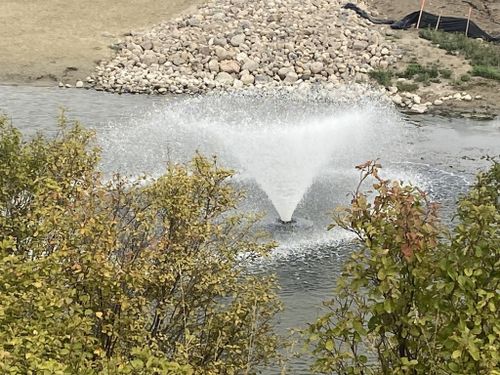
<box><xmin>387</xmin><ymin>87</ymin><xmax>478</xmax><ymax>114</ymax></box>
<box><xmin>89</xmin><ymin>0</ymin><xmax>397</xmax><ymax>94</ymax></box>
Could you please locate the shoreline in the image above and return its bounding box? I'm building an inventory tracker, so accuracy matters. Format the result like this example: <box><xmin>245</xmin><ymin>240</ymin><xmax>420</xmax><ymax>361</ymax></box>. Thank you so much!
<box><xmin>1</xmin><ymin>0</ymin><xmax>498</xmax><ymax>119</ymax></box>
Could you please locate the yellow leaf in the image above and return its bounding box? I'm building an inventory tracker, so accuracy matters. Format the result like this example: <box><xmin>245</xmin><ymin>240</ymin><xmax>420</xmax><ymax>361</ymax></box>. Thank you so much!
<box><xmin>325</xmin><ymin>340</ymin><xmax>334</xmax><ymax>351</ymax></box>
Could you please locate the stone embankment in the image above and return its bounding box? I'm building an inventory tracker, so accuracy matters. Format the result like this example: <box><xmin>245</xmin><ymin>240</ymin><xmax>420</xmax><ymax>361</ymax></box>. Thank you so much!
<box><xmin>89</xmin><ymin>0</ymin><xmax>398</xmax><ymax>94</ymax></box>
<box><xmin>388</xmin><ymin>87</ymin><xmax>479</xmax><ymax>114</ymax></box>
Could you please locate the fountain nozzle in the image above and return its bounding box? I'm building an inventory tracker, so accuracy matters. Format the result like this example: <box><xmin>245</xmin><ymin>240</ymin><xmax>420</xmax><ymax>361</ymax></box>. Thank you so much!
<box><xmin>278</xmin><ymin>218</ymin><xmax>296</xmax><ymax>225</ymax></box>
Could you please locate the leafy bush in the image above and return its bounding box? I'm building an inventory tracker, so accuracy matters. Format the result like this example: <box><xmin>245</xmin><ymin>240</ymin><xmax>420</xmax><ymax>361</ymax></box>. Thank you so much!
<box><xmin>0</xmin><ymin>116</ymin><xmax>282</xmax><ymax>374</ymax></box>
<box><xmin>308</xmin><ymin>160</ymin><xmax>499</xmax><ymax>374</ymax></box>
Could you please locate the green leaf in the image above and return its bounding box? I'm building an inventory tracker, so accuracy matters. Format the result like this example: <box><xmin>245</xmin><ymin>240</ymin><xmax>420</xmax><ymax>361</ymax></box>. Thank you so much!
<box><xmin>131</xmin><ymin>359</ymin><xmax>144</xmax><ymax>369</ymax></box>
<box><xmin>377</xmin><ymin>268</ymin><xmax>386</xmax><ymax>280</ymax></box>
<box><xmin>467</xmin><ymin>342</ymin><xmax>480</xmax><ymax>361</ymax></box>
<box><xmin>353</xmin><ymin>320</ymin><xmax>366</xmax><ymax>336</ymax></box>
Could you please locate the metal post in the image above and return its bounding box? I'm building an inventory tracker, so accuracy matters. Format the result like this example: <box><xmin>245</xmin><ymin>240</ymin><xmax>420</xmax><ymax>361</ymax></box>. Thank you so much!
<box><xmin>465</xmin><ymin>7</ymin><xmax>472</xmax><ymax>37</ymax></box>
<box><xmin>435</xmin><ymin>13</ymin><xmax>442</xmax><ymax>30</ymax></box>
<box><xmin>416</xmin><ymin>0</ymin><xmax>426</xmax><ymax>29</ymax></box>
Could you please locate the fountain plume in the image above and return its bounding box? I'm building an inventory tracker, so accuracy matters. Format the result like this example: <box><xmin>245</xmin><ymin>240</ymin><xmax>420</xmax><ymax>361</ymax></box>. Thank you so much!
<box><xmin>101</xmin><ymin>86</ymin><xmax>404</xmax><ymax>222</ymax></box>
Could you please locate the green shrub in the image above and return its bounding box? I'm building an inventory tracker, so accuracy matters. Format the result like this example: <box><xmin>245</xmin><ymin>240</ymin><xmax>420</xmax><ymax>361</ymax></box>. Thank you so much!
<box><xmin>472</xmin><ymin>65</ymin><xmax>500</xmax><ymax>81</ymax></box>
<box><xmin>0</xmin><ymin>116</ymin><xmax>282</xmax><ymax>374</ymax></box>
<box><xmin>399</xmin><ymin>63</ymin><xmax>439</xmax><ymax>84</ymax></box>
<box><xmin>460</xmin><ymin>73</ymin><xmax>471</xmax><ymax>82</ymax></box>
<box><xmin>308</xmin><ymin>160</ymin><xmax>499</xmax><ymax>374</ymax></box>
<box><xmin>419</xmin><ymin>29</ymin><xmax>500</xmax><ymax>82</ymax></box>
<box><xmin>439</xmin><ymin>68</ymin><xmax>452</xmax><ymax>79</ymax></box>
<box><xmin>396</xmin><ymin>82</ymin><xmax>419</xmax><ymax>92</ymax></box>
<box><xmin>368</xmin><ymin>69</ymin><xmax>393</xmax><ymax>86</ymax></box>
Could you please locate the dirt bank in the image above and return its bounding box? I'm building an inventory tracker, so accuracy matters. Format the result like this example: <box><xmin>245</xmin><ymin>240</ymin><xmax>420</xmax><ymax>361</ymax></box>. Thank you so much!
<box><xmin>367</xmin><ymin>0</ymin><xmax>500</xmax><ymax>35</ymax></box>
<box><xmin>0</xmin><ymin>0</ymin><xmax>205</xmax><ymax>85</ymax></box>
<box><xmin>367</xmin><ymin>0</ymin><xmax>500</xmax><ymax>118</ymax></box>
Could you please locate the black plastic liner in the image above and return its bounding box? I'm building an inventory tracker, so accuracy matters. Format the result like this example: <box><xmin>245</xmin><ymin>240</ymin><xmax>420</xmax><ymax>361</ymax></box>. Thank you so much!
<box><xmin>343</xmin><ymin>3</ymin><xmax>500</xmax><ymax>43</ymax></box>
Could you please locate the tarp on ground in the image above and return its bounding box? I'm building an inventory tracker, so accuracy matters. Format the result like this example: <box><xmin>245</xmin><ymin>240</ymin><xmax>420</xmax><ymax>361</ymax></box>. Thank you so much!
<box><xmin>343</xmin><ymin>3</ymin><xmax>500</xmax><ymax>43</ymax></box>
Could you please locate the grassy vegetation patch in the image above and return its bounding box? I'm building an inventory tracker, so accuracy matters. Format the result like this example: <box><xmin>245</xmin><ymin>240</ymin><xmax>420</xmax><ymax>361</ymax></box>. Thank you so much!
<box><xmin>396</xmin><ymin>63</ymin><xmax>449</xmax><ymax>85</ymax></box>
<box><xmin>472</xmin><ymin>65</ymin><xmax>500</xmax><ymax>81</ymax></box>
<box><xmin>396</xmin><ymin>82</ymin><xmax>419</xmax><ymax>92</ymax></box>
<box><xmin>439</xmin><ymin>68</ymin><xmax>452</xmax><ymax>79</ymax></box>
<box><xmin>460</xmin><ymin>73</ymin><xmax>471</xmax><ymax>82</ymax></box>
<box><xmin>419</xmin><ymin>29</ymin><xmax>500</xmax><ymax>81</ymax></box>
<box><xmin>368</xmin><ymin>69</ymin><xmax>393</xmax><ymax>86</ymax></box>
<box><xmin>400</xmin><ymin>63</ymin><xmax>439</xmax><ymax>81</ymax></box>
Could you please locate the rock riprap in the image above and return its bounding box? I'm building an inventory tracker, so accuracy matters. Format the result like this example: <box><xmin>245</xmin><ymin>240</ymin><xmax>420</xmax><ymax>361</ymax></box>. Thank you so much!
<box><xmin>89</xmin><ymin>0</ymin><xmax>396</xmax><ymax>94</ymax></box>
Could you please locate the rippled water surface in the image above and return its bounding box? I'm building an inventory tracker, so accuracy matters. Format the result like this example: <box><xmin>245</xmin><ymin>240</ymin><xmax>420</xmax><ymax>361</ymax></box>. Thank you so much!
<box><xmin>1</xmin><ymin>85</ymin><xmax>499</xmax><ymax>373</ymax></box>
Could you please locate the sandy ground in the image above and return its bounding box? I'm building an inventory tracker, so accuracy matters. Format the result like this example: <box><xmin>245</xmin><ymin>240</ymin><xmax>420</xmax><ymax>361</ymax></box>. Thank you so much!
<box><xmin>0</xmin><ymin>0</ymin><xmax>205</xmax><ymax>85</ymax></box>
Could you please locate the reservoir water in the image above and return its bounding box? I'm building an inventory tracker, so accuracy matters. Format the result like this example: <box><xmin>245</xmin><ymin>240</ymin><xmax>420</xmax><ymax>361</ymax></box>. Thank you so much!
<box><xmin>1</xmin><ymin>85</ymin><xmax>498</xmax><ymax>373</ymax></box>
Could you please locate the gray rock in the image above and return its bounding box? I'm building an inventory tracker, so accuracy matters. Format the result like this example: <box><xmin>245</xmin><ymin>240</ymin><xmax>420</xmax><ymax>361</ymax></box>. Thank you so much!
<box><xmin>208</xmin><ymin>59</ymin><xmax>220</xmax><ymax>72</ymax></box>
<box><xmin>388</xmin><ymin>86</ymin><xmax>398</xmax><ymax>94</ymax></box>
<box><xmin>75</xmin><ymin>80</ymin><xmax>84</xmax><ymax>88</ymax></box>
<box><xmin>172</xmin><ymin>54</ymin><xmax>186</xmax><ymax>66</ymax></box>
<box><xmin>187</xmin><ymin>17</ymin><xmax>201</xmax><ymax>27</ymax></box>
<box><xmin>392</xmin><ymin>94</ymin><xmax>403</xmax><ymax>105</ymax></box>
<box><xmin>127</xmin><ymin>42</ymin><xmax>142</xmax><ymax>52</ymax></box>
<box><xmin>213</xmin><ymin>37</ymin><xmax>227</xmax><ymax>47</ymax></box>
<box><xmin>230</xmin><ymin>34</ymin><xmax>246</xmax><ymax>47</ymax></box>
<box><xmin>199</xmin><ymin>46</ymin><xmax>211</xmax><ymax>56</ymax></box>
<box><xmin>240</xmin><ymin>73</ymin><xmax>255</xmax><ymax>85</ymax></box>
<box><xmin>278</xmin><ymin>67</ymin><xmax>292</xmax><ymax>79</ymax></box>
<box><xmin>353</xmin><ymin>40</ymin><xmax>368</xmax><ymax>50</ymax></box>
<box><xmin>215</xmin><ymin>72</ymin><xmax>234</xmax><ymax>84</ymax></box>
<box><xmin>284</xmin><ymin>71</ymin><xmax>299</xmax><ymax>83</ymax></box>
<box><xmin>141</xmin><ymin>50</ymin><xmax>158</xmax><ymax>66</ymax></box>
<box><xmin>310</xmin><ymin>61</ymin><xmax>324</xmax><ymax>74</ymax></box>
<box><xmin>220</xmin><ymin>60</ymin><xmax>240</xmax><ymax>73</ymax></box>
<box><xmin>233</xmin><ymin>79</ymin><xmax>244</xmax><ymax>88</ymax></box>
<box><xmin>215</xmin><ymin>46</ymin><xmax>233</xmax><ymax>60</ymax></box>
<box><xmin>235</xmin><ymin>52</ymin><xmax>248</xmax><ymax>62</ymax></box>
<box><xmin>141</xmin><ymin>39</ymin><xmax>153</xmax><ymax>51</ymax></box>
<box><xmin>242</xmin><ymin>59</ymin><xmax>259</xmax><ymax>72</ymax></box>
<box><xmin>158</xmin><ymin>55</ymin><xmax>167</xmax><ymax>65</ymax></box>
<box><xmin>409</xmin><ymin>104</ymin><xmax>428</xmax><ymax>114</ymax></box>
<box><xmin>379</xmin><ymin>60</ymin><xmax>389</xmax><ymax>69</ymax></box>
<box><xmin>254</xmin><ymin>74</ymin><xmax>272</xmax><ymax>84</ymax></box>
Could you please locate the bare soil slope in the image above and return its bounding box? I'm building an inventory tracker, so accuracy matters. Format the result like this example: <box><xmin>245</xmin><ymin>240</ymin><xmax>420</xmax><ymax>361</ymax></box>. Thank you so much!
<box><xmin>367</xmin><ymin>0</ymin><xmax>500</xmax><ymax>36</ymax></box>
<box><xmin>0</xmin><ymin>0</ymin><xmax>204</xmax><ymax>85</ymax></box>
<box><xmin>367</xmin><ymin>0</ymin><xmax>500</xmax><ymax>117</ymax></box>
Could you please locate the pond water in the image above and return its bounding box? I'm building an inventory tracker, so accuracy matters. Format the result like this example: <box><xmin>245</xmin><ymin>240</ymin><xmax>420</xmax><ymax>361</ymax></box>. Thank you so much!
<box><xmin>1</xmin><ymin>85</ymin><xmax>499</xmax><ymax>373</ymax></box>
